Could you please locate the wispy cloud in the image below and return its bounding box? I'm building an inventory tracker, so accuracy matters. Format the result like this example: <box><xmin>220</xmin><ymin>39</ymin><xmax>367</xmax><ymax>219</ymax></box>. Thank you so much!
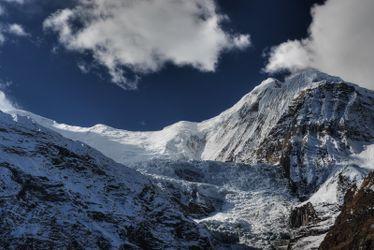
<box><xmin>0</xmin><ymin>87</ymin><xmax>15</xmax><ymax>112</ymax></box>
<box><xmin>44</xmin><ymin>0</ymin><xmax>251</xmax><ymax>89</ymax></box>
<box><xmin>7</xmin><ymin>23</ymin><xmax>29</xmax><ymax>36</ymax></box>
<box><xmin>1</xmin><ymin>0</ymin><xmax>26</xmax><ymax>3</ymax></box>
<box><xmin>265</xmin><ymin>0</ymin><xmax>374</xmax><ymax>90</ymax></box>
<box><xmin>0</xmin><ymin>0</ymin><xmax>29</xmax><ymax>44</ymax></box>
<box><xmin>0</xmin><ymin>92</ymin><xmax>14</xmax><ymax>112</ymax></box>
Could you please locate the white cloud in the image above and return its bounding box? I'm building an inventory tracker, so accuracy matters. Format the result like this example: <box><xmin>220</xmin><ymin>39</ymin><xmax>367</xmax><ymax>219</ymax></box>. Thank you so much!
<box><xmin>0</xmin><ymin>79</ymin><xmax>16</xmax><ymax>112</ymax></box>
<box><xmin>0</xmin><ymin>32</ymin><xmax>4</xmax><ymax>44</ymax></box>
<box><xmin>352</xmin><ymin>144</ymin><xmax>374</xmax><ymax>170</ymax></box>
<box><xmin>0</xmin><ymin>23</ymin><xmax>29</xmax><ymax>44</ymax></box>
<box><xmin>43</xmin><ymin>0</ymin><xmax>250</xmax><ymax>89</ymax></box>
<box><xmin>7</xmin><ymin>23</ymin><xmax>28</xmax><ymax>36</ymax></box>
<box><xmin>0</xmin><ymin>1</ymin><xmax>28</xmax><ymax>43</ymax></box>
<box><xmin>0</xmin><ymin>91</ymin><xmax>15</xmax><ymax>112</ymax></box>
<box><xmin>1</xmin><ymin>0</ymin><xmax>26</xmax><ymax>3</ymax></box>
<box><xmin>265</xmin><ymin>0</ymin><xmax>374</xmax><ymax>90</ymax></box>
<box><xmin>77</xmin><ymin>62</ymin><xmax>90</xmax><ymax>74</ymax></box>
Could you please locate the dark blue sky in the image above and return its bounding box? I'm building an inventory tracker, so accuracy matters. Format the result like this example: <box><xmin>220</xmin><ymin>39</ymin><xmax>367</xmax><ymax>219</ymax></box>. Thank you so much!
<box><xmin>1</xmin><ymin>0</ymin><xmax>324</xmax><ymax>131</ymax></box>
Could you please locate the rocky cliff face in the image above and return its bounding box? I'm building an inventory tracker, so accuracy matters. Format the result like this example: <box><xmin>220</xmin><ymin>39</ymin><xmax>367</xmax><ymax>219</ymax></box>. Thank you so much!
<box><xmin>290</xmin><ymin>202</ymin><xmax>319</xmax><ymax>228</ymax></box>
<box><xmin>256</xmin><ymin>81</ymin><xmax>374</xmax><ymax>197</ymax></box>
<box><xmin>319</xmin><ymin>172</ymin><xmax>374</xmax><ymax>250</ymax></box>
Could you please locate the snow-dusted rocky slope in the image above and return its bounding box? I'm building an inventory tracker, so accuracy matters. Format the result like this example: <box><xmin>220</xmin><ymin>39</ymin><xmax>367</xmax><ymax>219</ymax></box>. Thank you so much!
<box><xmin>0</xmin><ymin>111</ymin><xmax>212</xmax><ymax>248</ymax></box>
<box><xmin>319</xmin><ymin>171</ymin><xmax>374</xmax><ymax>249</ymax></box>
<box><xmin>7</xmin><ymin>69</ymin><xmax>374</xmax><ymax>249</ymax></box>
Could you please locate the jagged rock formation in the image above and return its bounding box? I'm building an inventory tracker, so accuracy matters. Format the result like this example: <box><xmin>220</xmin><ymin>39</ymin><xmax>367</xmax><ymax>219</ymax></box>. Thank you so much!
<box><xmin>290</xmin><ymin>202</ymin><xmax>319</xmax><ymax>228</ymax></box>
<box><xmin>288</xmin><ymin>165</ymin><xmax>369</xmax><ymax>249</ymax></box>
<box><xmin>319</xmin><ymin>172</ymin><xmax>374</xmax><ymax>250</ymax></box>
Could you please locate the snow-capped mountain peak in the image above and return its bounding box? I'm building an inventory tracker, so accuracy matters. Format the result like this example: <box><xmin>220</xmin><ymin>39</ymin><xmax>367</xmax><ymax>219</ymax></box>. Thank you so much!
<box><xmin>14</xmin><ymin>70</ymin><xmax>373</xmax><ymax>170</ymax></box>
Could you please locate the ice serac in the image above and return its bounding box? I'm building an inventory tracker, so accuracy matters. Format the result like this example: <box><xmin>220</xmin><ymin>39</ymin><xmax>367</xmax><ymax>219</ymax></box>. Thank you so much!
<box><xmin>0</xmin><ymin>111</ymin><xmax>212</xmax><ymax>248</ymax></box>
<box><xmin>133</xmin><ymin>159</ymin><xmax>296</xmax><ymax>249</ymax></box>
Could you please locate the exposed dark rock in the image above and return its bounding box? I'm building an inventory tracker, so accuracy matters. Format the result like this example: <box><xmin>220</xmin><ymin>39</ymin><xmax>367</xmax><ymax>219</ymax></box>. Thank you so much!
<box><xmin>36</xmin><ymin>144</ymin><xmax>108</xmax><ymax>176</ymax></box>
<box><xmin>182</xmin><ymin>200</ymin><xmax>216</xmax><ymax>217</ymax></box>
<box><xmin>175</xmin><ymin>168</ymin><xmax>204</xmax><ymax>182</ymax></box>
<box><xmin>290</xmin><ymin>202</ymin><xmax>319</xmax><ymax>228</ymax></box>
<box><xmin>320</xmin><ymin>172</ymin><xmax>374</xmax><ymax>250</ymax></box>
<box><xmin>168</xmin><ymin>182</ymin><xmax>221</xmax><ymax>219</ymax></box>
<box><xmin>87</xmin><ymin>211</ymin><xmax>115</xmax><ymax>223</ymax></box>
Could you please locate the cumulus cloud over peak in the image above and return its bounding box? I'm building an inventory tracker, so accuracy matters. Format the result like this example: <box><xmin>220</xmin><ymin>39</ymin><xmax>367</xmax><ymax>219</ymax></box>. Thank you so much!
<box><xmin>43</xmin><ymin>0</ymin><xmax>251</xmax><ymax>89</ymax></box>
<box><xmin>265</xmin><ymin>0</ymin><xmax>374</xmax><ymax>90</ymax></box>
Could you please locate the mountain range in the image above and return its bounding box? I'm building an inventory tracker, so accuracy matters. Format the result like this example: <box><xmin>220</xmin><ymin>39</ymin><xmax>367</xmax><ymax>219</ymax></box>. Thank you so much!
<box><xmin>1</xmin><ymin>69</ymin><xmax>373</xmax><ymax>249</ymax></box>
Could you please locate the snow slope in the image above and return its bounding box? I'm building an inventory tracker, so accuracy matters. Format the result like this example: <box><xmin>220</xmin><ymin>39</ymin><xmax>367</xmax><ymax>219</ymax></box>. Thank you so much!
<box><xmin>0</xmin><ymin>111</ymin><xmax>212</xmax><ymax>248</ymax></box>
